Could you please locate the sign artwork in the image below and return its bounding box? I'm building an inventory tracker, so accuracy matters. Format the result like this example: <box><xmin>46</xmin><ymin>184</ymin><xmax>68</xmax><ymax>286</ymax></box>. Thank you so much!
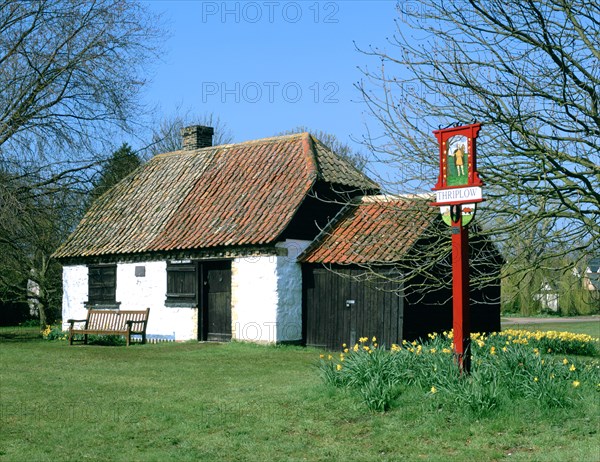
<box><xmin>432</xmin><ymin>123</ymin><xmax>483</xmax><ymax>204</ymax></box>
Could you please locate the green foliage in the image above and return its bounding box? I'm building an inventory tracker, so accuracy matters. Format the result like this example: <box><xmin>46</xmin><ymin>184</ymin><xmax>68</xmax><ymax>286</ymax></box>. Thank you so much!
<box><xmin>319</xmin><ymin>330</ymin><xmax>600</xmax><ymax>416</ymax></box>
<box><xmin>437</xmin><ymin>366</ymin><xmax>502</xmax><ymax>417</ymax></box>
<box><xmin>87</xmin><ymin>334</ymin><xmax>126</xmax><ymax>346</ymax></box>
<box><xmin>42</xmin><ymin>324</ymin><xmax>67</xmax><ymax>341</ymax></box>
<box><xmin>89</xmin><ymin>143</ymin><xmax>142</xmax><ymax>204</ymax></box>
<box><xmin>42</xmin><ymin>325</ymin><xmax>126</xmax><ymax>345</ymax></box>
<box><xmin>501</xmin><ymin>256</ymin><xmax>599</xmax><ymax>316</ymax></box>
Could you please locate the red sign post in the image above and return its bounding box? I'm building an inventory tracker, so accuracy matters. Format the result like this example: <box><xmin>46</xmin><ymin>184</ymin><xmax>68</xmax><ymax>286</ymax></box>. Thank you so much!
<box><xmin>431</xmin><ymin>123</ymin><xmax>483</xmax><ymax>374</ymax></box>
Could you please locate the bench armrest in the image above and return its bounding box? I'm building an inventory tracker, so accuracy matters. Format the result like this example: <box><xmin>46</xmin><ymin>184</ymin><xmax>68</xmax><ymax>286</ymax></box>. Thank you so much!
<box><xmin>67</xmin><ymin>319</ymin><xmax>87</xmax><ymax>324</ymax></box>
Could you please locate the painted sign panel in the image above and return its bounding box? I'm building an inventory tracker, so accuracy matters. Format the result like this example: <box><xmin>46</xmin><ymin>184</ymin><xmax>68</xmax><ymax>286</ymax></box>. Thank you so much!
<box><xmin>440</xmin><ymin>204</ymin><xmax>476</xmax><ymax>227</ymax></box>
<box><xmin>446</xmin><ymin>135</ymin><xmax>468</xmax><ymax>186</ymax></box>
<box><xmin>432</xmin><ymin>123</ymin><xmax>483</xmax><ymax>192</ymax></box>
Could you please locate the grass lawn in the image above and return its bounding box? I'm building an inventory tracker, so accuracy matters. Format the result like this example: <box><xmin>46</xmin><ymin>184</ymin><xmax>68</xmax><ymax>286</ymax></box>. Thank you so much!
<box><xmin>1</xmin><ymin>331</ymin><xmax>599</xmax><ymax>461</ymax></box>
<box><xmin>502</xmin><ymin>321</ymin><xmax>600</xmax><ymax>338</ymax></box>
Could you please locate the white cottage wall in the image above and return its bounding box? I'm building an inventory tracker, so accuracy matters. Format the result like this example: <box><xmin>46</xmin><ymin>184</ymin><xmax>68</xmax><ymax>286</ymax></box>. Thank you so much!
<box><xmin>116</xmin><ymin>261</ymin><xmax>197</xmax><ymax>341</ymax></box>
<box><xmin>231</xmin><ymin>255</ymin><xmax>278</xmax><ymax>343</ymax></box>
<box><xmin>61</xmin><ymin>261</ymin><xmax>197</xmax><ymax>341</ymax></box>
<box><xmin>61</xmin><ymin>265</ymin><xmax>88</xmax><ymax>330</ymax></box>
<box><xmin>275</xmin><ymin>240</ymin><xmax>310</xmax><ymax>342</ymax></box>
<box><xmin>62</xmin><ymin>240</ymin><xmax>309</xmax><ymax>343</ymax></box>
<box><xmin>231</xmin><ymin>240</ymin><xmax>310</xmax><ymax>343</ymax></box>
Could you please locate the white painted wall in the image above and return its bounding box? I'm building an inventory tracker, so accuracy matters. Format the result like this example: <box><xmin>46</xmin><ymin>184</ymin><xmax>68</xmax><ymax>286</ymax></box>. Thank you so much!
<box><xmin>61</xmin><ymin>265</ymin><xmax>88</xmax><ymax>330</ymax></box>
<box><xmin>231</xmin><ymin>255</ymin><xmax>278</xmax><ymax>343</ymax></box>
<box><xmin>61</xmin><ymin>261</ymin><xmax>197</xmax><ymax>341</ymax></box>
<box><xmin>275</xmin><ymin>240</ymin><xmax>310</xmax><ymax>342</ymax></box>
<box><xmin>231</xmin><ymin>240</ymin><xmax>310</xmax><ymax>343</ymax></box>
<box><xmin>116</xmin><ymin>261</ymin><xmax>197</xmax><ymax>341</ymax></box>
<box><xmin>61</xmin><ymin>239</ymin><xmax>309</xmax><ymax>343</ymax></box>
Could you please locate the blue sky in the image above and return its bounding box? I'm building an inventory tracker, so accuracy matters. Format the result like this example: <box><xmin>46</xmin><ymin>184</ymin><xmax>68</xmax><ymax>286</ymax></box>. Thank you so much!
<box><xmin>142</xmin><ymin>1</ymin><xmax>401</xmax><ymax>154</ymax></box>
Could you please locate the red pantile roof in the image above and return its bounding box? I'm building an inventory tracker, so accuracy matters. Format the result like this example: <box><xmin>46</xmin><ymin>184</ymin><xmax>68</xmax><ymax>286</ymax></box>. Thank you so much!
<box><xmin>299</xmin><ymin>195</ymin><xmax>436</xmax><ymax>264</ymax></box>
<box><xmin>53</xmin><ymin>133</ymin><xmax>378</xmax><ymax>259</ymax></box>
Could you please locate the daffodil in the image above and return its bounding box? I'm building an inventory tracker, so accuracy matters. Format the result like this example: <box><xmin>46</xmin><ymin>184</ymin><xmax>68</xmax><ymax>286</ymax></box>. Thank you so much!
<box><xmin>430</xmin><ymin>386</ymin><xmax>437</xmax><ymax>394</ymax></box>
<box><xmin>572</xmin><ymin>380</ymin><xmax>580</xmax><ymax>388</ymax></box>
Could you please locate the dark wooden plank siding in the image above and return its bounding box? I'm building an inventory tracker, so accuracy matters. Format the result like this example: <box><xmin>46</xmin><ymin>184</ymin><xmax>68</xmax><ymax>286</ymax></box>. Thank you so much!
<box><xmin>304</xmin><ymin>261</ymin><xmax>499</xmax><ymax>348</ymax></box>
<box><xmin>303</xmin><ymin>266</ymin><xmax>403</xmax><ymax>350</ymax></box>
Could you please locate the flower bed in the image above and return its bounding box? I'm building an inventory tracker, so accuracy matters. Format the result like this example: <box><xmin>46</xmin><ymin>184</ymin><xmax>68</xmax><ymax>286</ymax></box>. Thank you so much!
<box><xmin>318</xmin><ymin>330</ymin><xmax>600</xmax><ymax>414</ymax></box>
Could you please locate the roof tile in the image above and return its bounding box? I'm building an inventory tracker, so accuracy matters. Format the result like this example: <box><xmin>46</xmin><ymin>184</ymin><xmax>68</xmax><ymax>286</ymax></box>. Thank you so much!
<box><xmin>299</xmin><ymin>196</ymin><xmax>436</xmax><ymax>264</ymax></box>
<box><xmin>54</xmin><ymin>133</ymin><xmax>377</xmax><ymax>259</ymax></box>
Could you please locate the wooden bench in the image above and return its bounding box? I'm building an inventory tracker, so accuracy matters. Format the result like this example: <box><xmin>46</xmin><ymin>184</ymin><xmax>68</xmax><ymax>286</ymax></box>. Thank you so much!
<box><xmin>67</xmin><ymin>308</ymin><xmax>150</xmax><ymax>346</ymax></box>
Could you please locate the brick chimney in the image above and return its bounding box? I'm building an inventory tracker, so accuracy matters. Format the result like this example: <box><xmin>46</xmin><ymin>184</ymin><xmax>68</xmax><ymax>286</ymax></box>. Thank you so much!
<box><xmin>180</xmin><ymin>125</ymin><xmax>214</xmax><ymax>150</ymax></box>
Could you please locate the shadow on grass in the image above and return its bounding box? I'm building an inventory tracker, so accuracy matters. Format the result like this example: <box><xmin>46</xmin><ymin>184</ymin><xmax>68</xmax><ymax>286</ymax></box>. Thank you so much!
<box><xmin>0</xmin><ymin>327</ymin><xmax>42</xmax><ymax>343</ymax></box>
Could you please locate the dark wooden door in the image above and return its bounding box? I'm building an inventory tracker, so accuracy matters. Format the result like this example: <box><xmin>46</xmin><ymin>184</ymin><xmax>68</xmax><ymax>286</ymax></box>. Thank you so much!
<box><xmin>200</xmin><ymin>261</ymin><xmax>232</xmax><ymax>342</ymax></box>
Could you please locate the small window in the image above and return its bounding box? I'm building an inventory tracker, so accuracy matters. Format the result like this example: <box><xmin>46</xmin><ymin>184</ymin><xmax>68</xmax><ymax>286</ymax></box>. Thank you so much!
<box><xmin>166</xmin><ymin>261</ymin><xmax>197</xmax><ymax>306</ymax></box>
<box><xmin>88</xmin><ymin>265</ymin><xmax>117</xmax><ymax>307</ymax></box>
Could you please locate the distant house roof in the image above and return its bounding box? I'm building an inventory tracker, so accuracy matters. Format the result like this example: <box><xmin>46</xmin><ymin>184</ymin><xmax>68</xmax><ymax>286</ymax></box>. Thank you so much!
<box><xmin>299</xmin><ymin>195</ymin><xmax>436</xmax><ymax>264</ymax></box>
<box><xmin>585</xmin><ymin>258</ymin><xmax>600</xmax><ymax>290</ymax></box>
<box><xmin>587</xmin><ymin>258</ymin><xmax>600</xmax><ymax>274</ymax></box>
<box><xmin>53</xmin><ymin>133</ymin><xmax>378</xmax><ymax>259</ymax></box>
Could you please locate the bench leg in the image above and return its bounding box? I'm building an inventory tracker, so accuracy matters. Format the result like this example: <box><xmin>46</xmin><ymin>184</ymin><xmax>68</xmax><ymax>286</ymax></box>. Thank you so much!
<box><xmin>69</xmin><ymin>330</ymin><xmax>74</xmax><ymax>345</ymax></box>
<box><xmin>84</xmin><ymin>334</ymin><xmax>88</xmax><ymax>345</ymax></box>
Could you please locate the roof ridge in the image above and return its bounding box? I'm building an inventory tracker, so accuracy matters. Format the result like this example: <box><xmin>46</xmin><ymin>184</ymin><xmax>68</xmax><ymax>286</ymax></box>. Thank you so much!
<box><xmin>155</xmin><ymin>133</ymin><xmax>307</xmax><ymax>157</ymax></box>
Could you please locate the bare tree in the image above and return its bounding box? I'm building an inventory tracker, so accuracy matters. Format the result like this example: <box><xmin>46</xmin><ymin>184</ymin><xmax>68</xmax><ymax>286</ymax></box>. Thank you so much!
<box><xmin>0</xmin><ymin>0</ymin><xmax>162</xmax><ymax>159</ymax></box>
<box><xmin>277</xmin><ymin>126</ymin><xmax>369</xmax><ymax>171</ymax></box>
<box><xmin>0</xmin><ymin>173</ymin><xmax>81</xmax><ymax>326</ymax></box>
<box><xmin>0</xmin><ymin>0</ymin><xmax>164</xmax><ymax>326</ymax></box>
<box><xmin>146</xmin><ymin>110</ymin><xmax>234</xmax><ymax>157</ymax></box>
<box><xmin>355</xmin><ymin>0</ymin><xmax>599</xmax><ymax>312</ymax></box>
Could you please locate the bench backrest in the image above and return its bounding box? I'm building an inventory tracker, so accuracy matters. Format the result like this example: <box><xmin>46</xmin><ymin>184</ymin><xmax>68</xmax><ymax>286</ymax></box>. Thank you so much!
<box><xmin>87</xmin><ymin>309</ymin><xmax>149</xmax><ymax>331</ymax></box>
